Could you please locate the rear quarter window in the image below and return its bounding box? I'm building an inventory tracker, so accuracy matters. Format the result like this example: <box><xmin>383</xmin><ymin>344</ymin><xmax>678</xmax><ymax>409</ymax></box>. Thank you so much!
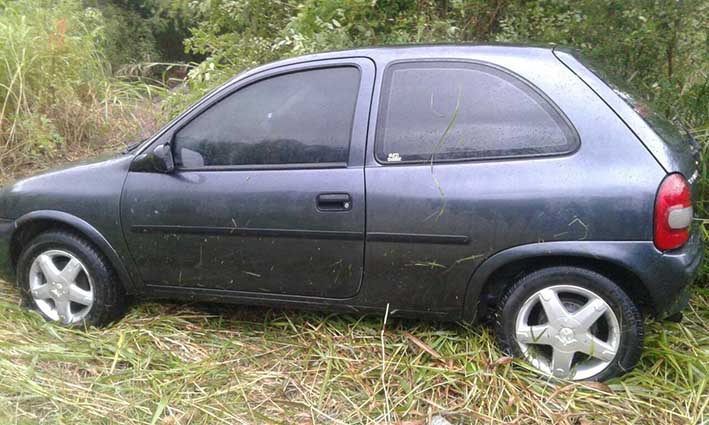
<box><xmin>375</xmin><ymin>61</ymin><xmax>579</xmax><ymax>164</ymax></box>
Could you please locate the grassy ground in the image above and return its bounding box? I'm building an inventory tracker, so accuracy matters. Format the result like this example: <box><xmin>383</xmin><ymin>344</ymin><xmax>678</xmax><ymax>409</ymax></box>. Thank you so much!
<box><xmin>0</xmin><ymin>278</ymin><xmax>706</xmax><ymax>424</ymax></box>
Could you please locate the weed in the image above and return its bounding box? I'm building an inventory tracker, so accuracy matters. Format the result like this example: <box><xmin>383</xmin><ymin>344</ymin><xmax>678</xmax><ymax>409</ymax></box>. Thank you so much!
<box><xmin>0</xmin><ymin>279</ymin><xmax>706</xmax><ymax>424</ymax></box>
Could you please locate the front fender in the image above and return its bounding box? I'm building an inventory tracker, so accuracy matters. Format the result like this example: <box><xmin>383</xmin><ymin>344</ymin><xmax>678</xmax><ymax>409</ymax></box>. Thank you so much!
<box><xmin>10</xmin><ymin>210</ymin><xmax>136</xmax><ymax>292</ymax></box>
<box><xmin>461</xmin><ymin>238</ymin><xmax>701</xmax><ymax>320</ymax></box>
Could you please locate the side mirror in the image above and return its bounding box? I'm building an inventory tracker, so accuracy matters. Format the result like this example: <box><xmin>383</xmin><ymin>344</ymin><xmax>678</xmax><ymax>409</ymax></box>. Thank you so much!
<box><xmin>152</xmin><ymin>143</ymin><xmax>175</xmax><ymax>173</ymax></box>
<box><xmin>130</xmin><ymin>142</ymin><xmax>175</xmax><ymax>173</ymax></box>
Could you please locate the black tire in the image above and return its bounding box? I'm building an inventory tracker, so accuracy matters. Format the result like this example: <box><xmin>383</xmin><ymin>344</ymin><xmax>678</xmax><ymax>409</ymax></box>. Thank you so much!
<box><xmin>494</xmin><ymin>266</ymin><xmax>644</xmax><ymax>381</ymax></box>
<box><xmin>17</xmin><ymin>230</ymin><xmax>126</xmax><ymax>327</ymax></box>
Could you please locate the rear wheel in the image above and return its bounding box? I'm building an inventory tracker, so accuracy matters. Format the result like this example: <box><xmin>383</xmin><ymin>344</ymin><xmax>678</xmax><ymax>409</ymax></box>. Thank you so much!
<box><xmin>17</xmin><ymin>230</ymin><xmax>125</xmax><ymax>327</ymax></box>
<box><xmin>495</xmin><ymin>266</ymin><xmax>643</xmax><ymax>381</ymax></box>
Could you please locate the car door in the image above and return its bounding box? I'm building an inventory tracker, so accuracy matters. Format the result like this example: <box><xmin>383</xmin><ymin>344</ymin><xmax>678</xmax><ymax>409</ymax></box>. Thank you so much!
<box><xmin>121</xmin><ymin>58</ymin><xmax>375</xmax><ymax>298</ymax></box>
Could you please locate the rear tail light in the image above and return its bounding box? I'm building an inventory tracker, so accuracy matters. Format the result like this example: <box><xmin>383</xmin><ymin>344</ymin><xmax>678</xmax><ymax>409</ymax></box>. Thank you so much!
<box><xmin>654</xmin><ymin>173</ymin><xmax>692</xmax><ymax>251</ymax></box>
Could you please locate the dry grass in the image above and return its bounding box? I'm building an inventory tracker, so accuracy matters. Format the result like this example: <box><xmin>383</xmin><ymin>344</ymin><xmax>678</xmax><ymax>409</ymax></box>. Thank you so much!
<box><xmin>0</xmin><ymin>278</ymin><xmax>706</xmax><ymax>425</ymax></box>
<box><xmin>0</xmin><ymin>95</ymin><xmax>162</xmax><ymax>184</ymax></box>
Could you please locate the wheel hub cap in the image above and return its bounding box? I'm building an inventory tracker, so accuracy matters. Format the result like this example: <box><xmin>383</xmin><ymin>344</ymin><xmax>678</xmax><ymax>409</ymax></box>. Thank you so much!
<box><xmin>556</xmin><ymin>327</ymin><xmax>576</xmax><ymax>346</ymax></box>
<box><xmin>28</xmin><ymin>250</ymin><xmax>94</xmax><ymax>324</ymax></box>
<box><xmin>50</xmin><ymin>285</ymin><xmax>63</xmax><ymax>298</ymax></box>
<box><xmin>514</xmin><ymin>285</ymin><xmax>620</xmax><ymax>380</ymax></box>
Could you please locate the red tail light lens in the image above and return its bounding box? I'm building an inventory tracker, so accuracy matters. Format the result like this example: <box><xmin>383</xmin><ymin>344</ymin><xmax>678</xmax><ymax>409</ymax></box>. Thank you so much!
<box><xmin>654</xmin><ymin>173</ymin><xmax>692</xmax><ymax>251</ymax></box>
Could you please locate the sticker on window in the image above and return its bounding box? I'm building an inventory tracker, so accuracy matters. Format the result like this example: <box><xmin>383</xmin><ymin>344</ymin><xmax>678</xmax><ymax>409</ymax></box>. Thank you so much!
<box><xmin>387</xmin><ymin>152</ymin><xmax>402</xmax><ymax>162</ymax></box>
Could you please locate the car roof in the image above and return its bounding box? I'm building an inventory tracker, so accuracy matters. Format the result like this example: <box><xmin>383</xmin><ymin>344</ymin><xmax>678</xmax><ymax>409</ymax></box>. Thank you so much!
<box><xmin>236</xmin><ymin>43</ymin><xmax>557</xmax><ymax>80</ymax></box>
<box><xmin>286</xmin><ymin>43</ymin><xmax>553</xmax><ymax>57</ymax></box>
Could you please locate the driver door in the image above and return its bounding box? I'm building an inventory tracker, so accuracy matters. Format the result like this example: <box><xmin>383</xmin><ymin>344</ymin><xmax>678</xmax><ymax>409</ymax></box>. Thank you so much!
<box><xmin>121</xmin><ymin>58</ymin><xmax>374</xmax><ymax>298</ymax></box>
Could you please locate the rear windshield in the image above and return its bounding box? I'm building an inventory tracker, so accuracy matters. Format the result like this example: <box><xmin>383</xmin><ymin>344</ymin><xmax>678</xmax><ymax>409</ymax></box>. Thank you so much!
<box><xmin>572</xmin><ymin>51</ymin><xmax>688</xmax><ymax>148</ymax></box>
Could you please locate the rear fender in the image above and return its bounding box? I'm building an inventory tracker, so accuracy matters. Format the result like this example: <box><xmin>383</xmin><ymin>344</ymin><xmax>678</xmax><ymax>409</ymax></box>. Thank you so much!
<box><xmin>461</xmin><ymin>240</ymin><xmax>689</xmax><ymax>320</ymax></box>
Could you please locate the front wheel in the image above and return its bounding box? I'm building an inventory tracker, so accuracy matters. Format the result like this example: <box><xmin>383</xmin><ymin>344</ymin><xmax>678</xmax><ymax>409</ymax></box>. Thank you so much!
<box><xmin>17</xmin><ymin>230</ymin><xmax>126</xmax><ymax>327</ymax></box>
<box><xmin>495</xmin><ymin>266</ymin><xmax>644</xmax><ymax>381</ymax></box>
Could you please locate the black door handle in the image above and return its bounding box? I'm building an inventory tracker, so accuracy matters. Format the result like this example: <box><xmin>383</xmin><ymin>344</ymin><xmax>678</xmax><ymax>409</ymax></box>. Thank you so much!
<box><xmin>317</xmin><ymin>193</ymin><xmax>352</xmax><ymax>211</ymax></box>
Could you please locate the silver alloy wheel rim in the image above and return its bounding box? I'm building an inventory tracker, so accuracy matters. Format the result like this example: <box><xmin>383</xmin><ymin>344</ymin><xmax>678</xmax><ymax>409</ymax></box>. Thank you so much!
<box><xmin>514</xmin><ymin>285</ymin><xmax>620</xmax><ymax>380</ymax></box>
<box><xmin>28</xmin><ymin>250</ymin><xmax>94</xmax><ymax>324</ymax></box>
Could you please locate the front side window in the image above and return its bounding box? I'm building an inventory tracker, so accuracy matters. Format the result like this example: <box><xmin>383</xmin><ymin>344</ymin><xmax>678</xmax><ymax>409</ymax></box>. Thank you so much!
<box><xmin>174</xmin><ymin>67</ymin><xmax>360</xmax><ymax>168</ymax></box>
<box><xmin>375</xmin><ymin>62</ymin><xmax>578</xmax><ymax>163</ymax></box>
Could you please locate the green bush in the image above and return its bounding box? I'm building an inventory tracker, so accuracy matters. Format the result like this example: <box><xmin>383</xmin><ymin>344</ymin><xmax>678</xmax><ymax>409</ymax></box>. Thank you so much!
<box><xmin>169</xmin><ymin>1</ymin><xmax>706</xmax><ymax>130</ymax></box>
<box><xmin>86</xmin><ymin>0</ymin><xmax>199</xmax><ymax>68</ymax></box>
<box><xmin>496</xmin><ymin>0</ymin><xmax>707</xmax><ymax>129</ymax></box>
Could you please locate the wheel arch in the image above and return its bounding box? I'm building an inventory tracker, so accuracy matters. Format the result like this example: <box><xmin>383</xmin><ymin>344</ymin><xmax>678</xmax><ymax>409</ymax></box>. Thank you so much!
<box><xmin>463</xmin><ymin>242</ymin><xmax>656</xmax><ymax>322</ymax></box>
<box><xmin>9</xmin><ymin>210</ymin><xmax>135</xmax><ymax>293</ymax></box>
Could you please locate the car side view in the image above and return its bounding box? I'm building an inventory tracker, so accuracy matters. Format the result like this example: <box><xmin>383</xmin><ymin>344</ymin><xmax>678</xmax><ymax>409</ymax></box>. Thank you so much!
<box><xmin>0</xmin><ymin>45</ymin><xmax>702</xmax><ymax>381</ymax></box>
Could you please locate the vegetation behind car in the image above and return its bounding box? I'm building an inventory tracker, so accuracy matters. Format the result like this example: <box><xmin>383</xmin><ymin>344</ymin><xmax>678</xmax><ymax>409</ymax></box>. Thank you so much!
<box><xmin>0</xmin><ymin>0</ymin><xmax>706</xmax><ymax>423</ymax></box>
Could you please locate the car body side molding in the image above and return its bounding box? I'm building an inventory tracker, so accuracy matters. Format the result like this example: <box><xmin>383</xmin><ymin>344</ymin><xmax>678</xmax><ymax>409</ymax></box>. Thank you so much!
<box><xmin>131</xmin><ymin>224</ymin><xmax>364</xmax><ymax>241</ymax></box>
<box><xmin>130</xmin><ymin>225</ymin><xmax>471</xmax><ymax>245</ymax></box>
<box><xmin>365</xmin><ymin>232</ymin><xmax>470</xmax><ymax>245</ymax></box>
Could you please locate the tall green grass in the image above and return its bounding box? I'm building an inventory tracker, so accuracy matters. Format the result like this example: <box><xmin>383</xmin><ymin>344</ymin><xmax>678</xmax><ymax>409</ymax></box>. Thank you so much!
<box><xmin>0</xmin><ymin>0</ymin><xmax>163</xmax><ymax>179</ymax></box>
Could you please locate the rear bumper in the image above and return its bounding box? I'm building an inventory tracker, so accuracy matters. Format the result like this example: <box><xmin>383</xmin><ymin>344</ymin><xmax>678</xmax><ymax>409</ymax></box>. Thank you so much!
<box><xmin>662</xmin><ymin>286</ymin><xmax>691</xmax><ymax>320</ymax></box>
<box><xmin>646</xmin><ymin>222</ymin><xmax>703</xmax><ymax>318</ymax></box>
<box><xmin>0</xmin><ymin>219</ymin><xmax>14</xmax><ymax>283</ymax></box>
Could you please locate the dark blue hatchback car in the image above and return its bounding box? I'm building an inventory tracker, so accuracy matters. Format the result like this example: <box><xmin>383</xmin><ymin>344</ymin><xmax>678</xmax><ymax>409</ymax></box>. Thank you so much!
<box><xmin>0</xmin><ymin>45</ymin><xmax>702</xmax><ymax>381</ymax></box>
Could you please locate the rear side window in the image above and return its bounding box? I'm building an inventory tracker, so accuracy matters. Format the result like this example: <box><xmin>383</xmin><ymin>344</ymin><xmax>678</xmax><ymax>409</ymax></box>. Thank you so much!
<box><xmin>375</xmin><ymin>61</ymin><xmax>578</xmax><ymax>163</ymax></box>
<box><xmin>174</xmin><ymin>67</ymin><xmax>360</xmax><ymax>168</ymax></box>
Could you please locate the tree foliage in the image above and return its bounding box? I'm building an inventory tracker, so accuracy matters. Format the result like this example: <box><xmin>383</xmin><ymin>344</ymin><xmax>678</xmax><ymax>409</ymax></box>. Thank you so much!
<box><xmin>165</xmin><ymin>0</ymin><xmax>706</xmax><ymax>129</ymax></box>
<box><xmin>85</xmin><ymin>0</ymin><xmax>198</xmax><ymax>67</ymax></box>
